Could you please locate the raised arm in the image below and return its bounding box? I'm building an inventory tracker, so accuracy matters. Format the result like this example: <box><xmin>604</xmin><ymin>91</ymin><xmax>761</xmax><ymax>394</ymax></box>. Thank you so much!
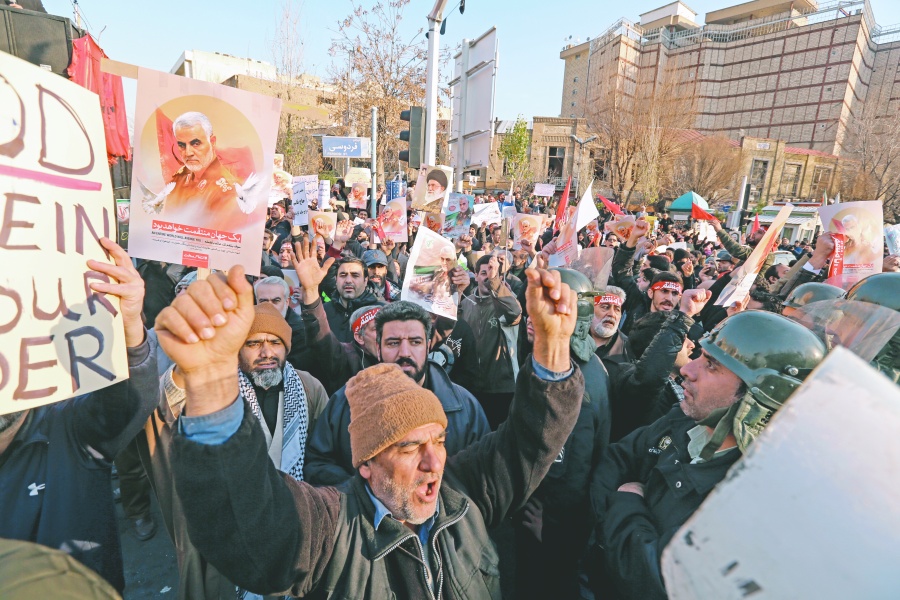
<box><xmin>447</xmin><ymin>268</ymin><xmax>585</xmax><ymax>526</ymax></box>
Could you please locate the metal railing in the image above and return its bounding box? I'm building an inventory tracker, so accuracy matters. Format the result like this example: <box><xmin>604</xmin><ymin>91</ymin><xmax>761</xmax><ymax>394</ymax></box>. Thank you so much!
<box><xmin>587</xmin><ymin>0</ymin><xmax>890</xmax><ymax>53</ymax></box>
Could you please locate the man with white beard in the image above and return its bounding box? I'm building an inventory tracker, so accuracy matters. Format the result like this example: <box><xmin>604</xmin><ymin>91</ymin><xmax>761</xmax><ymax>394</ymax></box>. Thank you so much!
<box><xmin>592</xmin><ymin>286</ymin><xmax>633</xmax><ymax>373</ymax></box>
<box><xmin>254</xmin><ymin>276</ymin><xmax>307</xmax><ymax>369</ymax></box>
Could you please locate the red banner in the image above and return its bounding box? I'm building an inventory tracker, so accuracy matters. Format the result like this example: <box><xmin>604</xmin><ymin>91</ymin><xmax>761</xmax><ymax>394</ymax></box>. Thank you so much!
<box><xmin>554</xmin><ymin>177</ymin><xmax>572</xmax><ymax>232</ymax></box>
<box><xmin>598</xmin><ymin>195</ymin><xmax>624</xmax><ymax>216</ymax></box>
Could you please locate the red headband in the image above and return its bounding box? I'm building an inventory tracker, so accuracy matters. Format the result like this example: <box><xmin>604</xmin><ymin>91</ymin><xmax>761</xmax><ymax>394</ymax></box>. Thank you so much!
<box><xmin>650</xmin><ymin>280</ymin><xmax>683</xmax><ymax>294</ymax></box>
<box><xmin>352</xmin><ymin>307</ymin><xmax>382</xmax><ymax>336</ymax></box>
<box><xmin>595</xmin><ymin>295</ymin><xmax>623</xmax><ymax>307</ymax></box>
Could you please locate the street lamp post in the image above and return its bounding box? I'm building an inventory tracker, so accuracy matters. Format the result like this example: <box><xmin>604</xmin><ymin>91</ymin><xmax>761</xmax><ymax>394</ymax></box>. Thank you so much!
<box><xmin>570</xmin><ymin>134</ymin><xmax>597</xmax><ymax>197</ymax></box>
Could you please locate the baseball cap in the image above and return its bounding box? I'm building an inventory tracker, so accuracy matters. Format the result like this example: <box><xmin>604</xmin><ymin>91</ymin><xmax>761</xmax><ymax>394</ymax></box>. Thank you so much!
<box><xmin>363</xmin><ymin>249</ymin><xmax>389</xmax><ymax>267</ymax></box>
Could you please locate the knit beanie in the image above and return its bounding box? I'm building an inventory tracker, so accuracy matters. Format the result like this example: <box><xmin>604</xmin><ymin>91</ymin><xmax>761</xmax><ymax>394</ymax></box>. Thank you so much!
<box><xmin>248</xmin><ymin>302</ymin><xmax>293</xmax><ymax>353</ymax></box>
<box><xmin>346</xmin><ymin>363</ymin><xmax>448</xmax><ymax>467</ymax></box>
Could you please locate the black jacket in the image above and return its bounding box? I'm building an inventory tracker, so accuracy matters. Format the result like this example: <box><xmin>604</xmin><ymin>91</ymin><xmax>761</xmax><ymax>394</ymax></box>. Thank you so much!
<box><xmin>304</xmin><ymin>361</ymin><xmax>491</xmax><ymax>486</ymax></box>
<box><xmin>610</xmin><ymin>311</ymin><xmax>692</xmax><ymax>442</ymax></box>
<box><xmin>322</xmin><ymin>289</ymin><xmax>380</xmax><ymax>344</ymax></box>
<box><xmin>590</xmin><ymin>406</ymin><xmax>742</xmax><ymax>600</ymax></box>
<box><xmin>610</xmin><ymin>246</ymin><xmax>649</xmax><ymax>335</ymax></box>
<box><xmin>0</xmin><ymin>338</ymin><xmax>157</xmax><ymax>593</ymax></box>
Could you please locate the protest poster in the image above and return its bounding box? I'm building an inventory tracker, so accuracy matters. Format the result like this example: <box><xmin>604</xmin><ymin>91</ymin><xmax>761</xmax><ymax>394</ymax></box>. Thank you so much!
<box><xmin>128</xmin><ymin>68</ymin><xmax>280</xmax><ymax>276</ymax></box>
<box><xmin>472</xmin><ymin>202</ymin><xmax>502</xmax><ymax>228</ymax></box>
<box><xmin>0</xmin><ymin>52</ymin><xmax>129</xmax><ymax>414</ymax></box>
<box><xmin>343</xmin><ymin>167</ymin><xmax>372</xmax><ymax>188</ymax></box>
<box><xmin>663</xmin><ymin>348</ymin><xmax>900</xmax><ymax>600</ymax></box>
<box><xmin>533</xmin><ymin>183</ymin><xmax>555</xmax><ymax>197</ymax></box>
<box><xmin>570</xmin><ymin>247</ymin><xmax>615</xmax><ymax>289</ymax></box>
<box><xmin>379</xmin><ymin>198</ymin><xmax>408</xmax><ymax>243</ymax></box>
<box><xmin>318</xmin><ymin>180</ymin><xmax>330</xmax><ymax>208</ymax></box>
<box><xmin>268</xmin><ymin>154</ymin><xmax>291</xmax><ymax>207</ymax></box>
<box><xmin>422</xmin><ymin>212</ymin><xmax>445</xmax><ymax>234</ymax></box>
<box><xmin>512</xmin><ymin>213</ymin><xmax>544</xmax><ymax>250</ymax></box>
<box><xmin>605</xmin><ymin>214</ymin><xmax>637</xmax><ymax>241</ymax></box>
<box><xmin>401</xmin><ymin>226</ymin><xmax>459</xmax><ymax>320</ymax></box>
<box><xmin>291</xmin><ymin>175</ymin><xmax>317</xmax><ymax>226</ymax></box>
<box><xmin>818</xmin><ymin>201</ymin><xmax>883</xmax><ymax>284</ymax></box>
<box><xmin>502</xmin><ymin>205</ymin><xmax>517</xmax><ymax>221</ymax></box>
<box><xmin>884</xmin><ymin>224</ymin><xmax>900</xmax><ymax>256</ymax></box>
<box><xmin>442</xmin><ymin>193</ymin><xmax>474</xmax><ymax>239</ymax></box>
<box><xmin>348</xmin><ymin>182</ymin><xmax>369</xmax><ymax>209</ymax></box>
<box><xmin>549</xmin><ymin>207</ymin><xmax>579</xmax><ymax>267</ymax></box>
<box><xmin>308</xmin><ymin>211</ymin><xmax>337</xmax><ymax>240</ymax></box>
<box><xmin>716</xmin><ymin>204</ymin><xmax>793</xmax><ymax>307</ymax></box>
<box><xmin>412</xmin><ymin>165</ymin><xmax>452</xmax><ymax>213</ymax></box>
<box><xmin>116</xmin><ymin>198</ymin><xmax>130</xmax><ymax>251</ymax></box>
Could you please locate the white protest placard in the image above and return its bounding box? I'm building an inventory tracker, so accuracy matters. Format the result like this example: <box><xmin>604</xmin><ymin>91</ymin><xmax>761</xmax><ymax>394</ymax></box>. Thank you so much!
<box><xmin>318</xmin><ymin>180</ymin><xmax>330</xmax><ymax>207</ymax></box>
<box><xmin>401</xmin><ymin>226</ymin><xmax>458</xmax><ymax>320</ymax></box>
<box><xmin>343</xmin><ymin>167</ymin><xmax>372</xmax><ymax>187</ymax></box>
<box><xmin>533</xmin><ymin>183</ymin><xmax>555</xmax><ymax>197</ymax></box>
<box><xmin>128</xmin><ymin>68</ymin><xmax>281</xmax><ymax>276</ymax></box>
<box><xmin>716</xmin><ymin>204</ymin><xmax>793</xmax><ymax>307</ymax></box>
<box><xmin>818</xmin><ymin>201</ymin><xmax>883</xmax><ymax>284</ymax></box>
<box><xmin>0</xmin><ymin>52</ymin><xmax>129</xmax><ymax>414</ymax></box>
<box><xmin>663</xmin><ymin>348</ymin><xmax>900</xmax><ymax>599</ymax></box>
<box><xmin>472</xmin><ymin>202</ymin><xmax>502</xmax><ymax>227</ymax></box>
<box><xmin>291</xmin><ymin>175</ymin><xmax>317</xmax><ymax>227</ymax></box>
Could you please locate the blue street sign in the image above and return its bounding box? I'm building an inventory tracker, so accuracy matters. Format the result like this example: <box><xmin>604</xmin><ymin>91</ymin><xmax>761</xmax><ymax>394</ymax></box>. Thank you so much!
<box><xmin>322</xmin><ymin>136</ymin><xmax>371</xmax><ymax>158</ymax></box>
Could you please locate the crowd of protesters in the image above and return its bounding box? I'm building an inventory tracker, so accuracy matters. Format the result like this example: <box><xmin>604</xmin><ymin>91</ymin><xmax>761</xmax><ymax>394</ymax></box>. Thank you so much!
<box><xmin>2</xmin><ymin>177</ymin><xmax>899</xmax><ymax>600</ymax></box>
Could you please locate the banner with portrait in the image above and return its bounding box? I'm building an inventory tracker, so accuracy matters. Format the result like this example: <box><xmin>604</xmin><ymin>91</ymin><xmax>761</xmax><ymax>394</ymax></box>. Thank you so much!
<box><xmin>308</xmin><ymin>210</ymin><xmax>337</xmax><ymax>241</ymax></box>
<box><xmin>818</xmin><ymin>201</ymin><xmax>883</xmax><ymax>285</ymax></box>
<box><xmin>512</xmin><ymin>213</ymin><xmax>545</xmax><ymax>250</ymax></box>
<box><xmin>411</xmin><ymin>165</ymin><xmax>452</xmax><ymax>213</ymax></box>
<box><xmin>442</xmin><ymin>193</ymin><xmax>474</xmax><ymax>239</ymax></box>
<box><xmin>0</xmin><ymin>52</ymin><xmax>129</xmax><ymax>414</ymax></box>
<box><xmin>401</xmin><ymin>226</ymin><xmax>459</xmax><ymax>320</ymax></box>
<box><xmin>421</xmin><ymin>212</ymin><xmax>445</xmax><ymax>235</ymax></box>
<box><xmin>378</xmin><ymin>198</ymin><xmax>408</xmax><ymax>243</ymax></box>
<box><xmin>128</xmin><ymin>68</ymin><xmax>281</xmax><ymax>276</ymax></box>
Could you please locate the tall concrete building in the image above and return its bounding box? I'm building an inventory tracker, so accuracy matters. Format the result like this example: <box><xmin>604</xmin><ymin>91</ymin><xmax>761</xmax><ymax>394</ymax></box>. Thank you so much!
<box><xmin>560</xmin><ymin>0</ymin><xmax>900</xmax><ymax>155</ymax></box>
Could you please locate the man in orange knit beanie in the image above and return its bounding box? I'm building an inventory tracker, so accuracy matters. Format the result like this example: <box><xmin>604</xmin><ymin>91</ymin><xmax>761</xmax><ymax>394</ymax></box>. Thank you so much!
<box><xmin>155</xmin><ymin>266</ymin><xmax>585</xmax><ymax>599</ymax></box>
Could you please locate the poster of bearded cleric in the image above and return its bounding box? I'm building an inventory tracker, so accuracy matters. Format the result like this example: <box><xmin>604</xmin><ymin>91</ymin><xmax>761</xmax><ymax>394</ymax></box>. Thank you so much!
<box><xmin>128</xmin><ymin>68</ymin><xmax>281</xmax><ymax>275</ymax></box>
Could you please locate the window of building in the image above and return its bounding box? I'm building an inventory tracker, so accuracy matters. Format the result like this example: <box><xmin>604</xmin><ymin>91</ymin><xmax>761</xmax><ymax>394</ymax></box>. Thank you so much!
<box><xmin>317</xmin><ymin>96</ymin><xmax>335</xmax><ymax>105</ymax></box>
<box><xmin>780</xmin><ymin>163</ymin><xmax>803</xmax><ymax>197</ymax></box>
<box><xmin>750</xmin><ymin>159</ymin><xmax>769</xmax><ymax>189</ymax></box>
<box><xmin>573</xmin><ymin>76</ymin><xmax>579</xmax><ymax>82</ymax></box>
<box><xmin>810</xmin><ymin>166</ymin><xmax>832</xmax><ymax>197</ymax></box>
<box><xmin>548</xmin><ymin>147</ymin><xmax>566</xmax><ymax>178</ymax></box>
<box><xmin>571</xmin><ymin>101</ymin><xmax>576</xmax><ymax>107</ymax></box>
<box><xmin>575</xmin><ymin>54</ymin><xmax>581</xmax><ymax>59</ymax></box>
<box><xmin>572</xmin><ymin>89</ymin><xmax>578</xmax><ymax>95</ymax></box>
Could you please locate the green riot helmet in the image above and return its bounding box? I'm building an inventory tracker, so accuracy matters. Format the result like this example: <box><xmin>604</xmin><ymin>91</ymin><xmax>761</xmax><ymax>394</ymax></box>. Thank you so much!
<box><xmin>551</xmin><ymin>268</ymin><xmax>599</xmax><ymax>362</ymax></box>
<box><xmin>783</xmin><ymin>282</ymin><xmax>845</xmax><ymax>309</ymax></box>
<box><xmin>845</xmin><ymin>272</ymin><xmax>900</xmax><ymax>312</ymax></box>
<box><xmin>697</xmin><ymin>311</ymin><xmax>827</xmax><ymax>461</ymax></box>
<box><xmin>700</xmin><ymin>311</ymin><xmax>827</xmax><ymax>409</ymax></box>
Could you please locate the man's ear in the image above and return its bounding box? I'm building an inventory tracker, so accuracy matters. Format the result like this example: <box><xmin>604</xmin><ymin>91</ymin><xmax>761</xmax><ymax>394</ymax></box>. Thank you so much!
<box><xmin>359</xmin><ymin>461</ymin><xmax>371</xmax><ymax>480</ymax></box>
<box><xmin>209</xmin><ymin>134</ymin><xmax>217</xmax><ymax>148</ymax></box>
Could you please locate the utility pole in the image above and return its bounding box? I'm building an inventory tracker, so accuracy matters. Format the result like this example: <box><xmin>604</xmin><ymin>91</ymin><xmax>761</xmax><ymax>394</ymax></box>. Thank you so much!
<box><xmin>424</xmin><ymin>0</ymin><xmax>450</xmax><ymax>167</ymax></box>
<box><xmin>453</xmin><ymin>38</ymin><xmax>470</xmax><ymax>192</ymax></box>
<box><xmin>370</xmin><ymin>106</ymin><xmax>378</xmax><ymax>216</ymax></box>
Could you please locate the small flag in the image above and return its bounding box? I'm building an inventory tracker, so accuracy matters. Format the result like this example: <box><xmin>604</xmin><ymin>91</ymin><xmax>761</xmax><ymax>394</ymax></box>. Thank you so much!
<box><xmin>554</xmin><ymin>176</ymin><xmax>572</xmax><ymax>232</ymax></box>
<box><xmin>574</xmin><ymin>180</ymin><xmax>600</xmax><ymax>231</ymax></box>
<box><xmin>598</xmin><ymin>194</ymin><xmax>624</xmax><ymax>216</ymax></box>
<box><xmin>691</xmin><ymin>203</ymin><xmax>717</xmax><ymax>221</ymax></box>
<box><xmin>750</xmin><ymin>214</ymin><xmax>760</xmax><ymax>236</ymax></box>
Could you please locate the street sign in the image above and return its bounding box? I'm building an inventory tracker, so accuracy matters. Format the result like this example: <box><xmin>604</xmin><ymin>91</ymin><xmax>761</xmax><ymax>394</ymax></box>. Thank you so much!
<box><xmin>322</xmin><ymin>136</ymin><xmax>371</xmax><ymax>158</ymax></box>
<box><xmin>723</xmin><ymin>205</ymin><xmax>731</xmax><ymax>213</ymax></box>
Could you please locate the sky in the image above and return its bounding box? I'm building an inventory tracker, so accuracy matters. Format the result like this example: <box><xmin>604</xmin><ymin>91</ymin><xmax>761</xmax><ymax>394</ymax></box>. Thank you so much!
<box><xmin>43</xmin><ymin>0</ymin><xmax>900</xmax><ymax>122</ymax></box>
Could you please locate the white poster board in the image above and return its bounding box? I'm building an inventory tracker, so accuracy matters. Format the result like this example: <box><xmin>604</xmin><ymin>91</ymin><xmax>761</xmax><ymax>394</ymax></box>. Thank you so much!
<box><xmin>663</xmin><ymin>348</ymin><xmax>900</xmax><ymax>599</ymax></box>
<box><xmin>0</xmin><ymin>52</ymin><xmax>129</xmax><ymax>414</ymax></box>
<box><xmin>533</xmin><ymin>183</ymin><xmax>555</xmax><ymax>197</ymax></box>
<box><xmin>291</xmin><ymin>175</ymin><xmax>317</xmax><ymax>227</ymax></box>
<box><xmin>818</xmin><ymin>201</ymin><xmax>884</xmax><ymax>284</ymax></box>
<box><xmin>401</xmin><ymin>227</ymin><xmax>459</xmax><ymax>320</ymax></box>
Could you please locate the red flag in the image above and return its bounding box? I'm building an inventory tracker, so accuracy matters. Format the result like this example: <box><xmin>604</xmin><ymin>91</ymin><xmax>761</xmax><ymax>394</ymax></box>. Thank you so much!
<box><xmin>750</xmin><ymin>214</ymin><xmax>760</xmax><ymax>236</ymax></box>
<box><xmin>829</xmin><ymin>218</ymin><xmax>846</xmax><ymax>279</ymax></box>
<box><xmin>554</xmin><ymin>177</ymin><xmax>572</xmax><ymax>232</ymax></box>
<box><xmin>598</xmin><ymin>194</ymin><xmax>624</xmax><ymax>216</ymax></box>
<box><xmin>691</xmin><ymin>203</ymin><xmax>717</xmax><ymax>221</ymax></box>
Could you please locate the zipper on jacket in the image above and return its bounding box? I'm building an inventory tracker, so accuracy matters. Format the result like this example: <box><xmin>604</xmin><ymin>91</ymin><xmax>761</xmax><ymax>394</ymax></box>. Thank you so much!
<box><xmin>430</xmin><ymin>501</ymin><xmax>470</xmax><ymax>600</ymax></box>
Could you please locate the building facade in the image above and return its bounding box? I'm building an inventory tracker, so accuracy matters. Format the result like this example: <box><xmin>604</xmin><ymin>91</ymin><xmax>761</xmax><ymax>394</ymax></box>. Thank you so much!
<box><xmin>560</xmin><ymin>0</ymin><xmax>900</xmax><ymax>155</ymax></box>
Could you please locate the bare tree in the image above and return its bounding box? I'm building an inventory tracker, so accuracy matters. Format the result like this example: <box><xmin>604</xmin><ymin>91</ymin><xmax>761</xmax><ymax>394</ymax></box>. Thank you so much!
<box><xmin>329</xmin><ymin>0</ymin><xmax>439</xmax><ymax>183</ymax></box>
<box><xmin>670</xmin><ymin>135</ymin><xmax>741</xmax><ymax>204</ymax></box>
<box><xmin>269</xmin><ymin>0</ymin><xmax>324</xmax><ymax>175</ymax></box>
<box><xmin>586</xmin><ymin>64</ymin><xmax>696</xmax><ymax>208</ymax></box>
<box><xmin>839</xmin><ymin>108</ymin><xmax>900</xmax><ymax>221</ymax></box>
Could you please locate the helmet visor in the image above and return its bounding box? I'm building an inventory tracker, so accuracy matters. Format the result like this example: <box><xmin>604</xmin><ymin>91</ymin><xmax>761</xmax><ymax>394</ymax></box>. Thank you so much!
<box><xmin>790</xmin><ymin>299</ymin><xmax>900</xmax><ymax>363</ymax></box>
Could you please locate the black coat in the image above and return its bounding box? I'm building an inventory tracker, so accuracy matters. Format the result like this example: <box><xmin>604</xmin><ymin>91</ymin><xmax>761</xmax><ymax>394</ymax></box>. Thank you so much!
<box><xmin>590</xmin><ymin>406</ymin><xmax>742</xmax><ymax>600</ymax></box>
<box><xmin>610</xmin><ymin>246</ymin><xmax>649</xmax><ymax>335</ymax></box>
<box><xmin>322</xmin><ymin>289</ymin><xmax>380</xmax><ymax>344</ymax></box>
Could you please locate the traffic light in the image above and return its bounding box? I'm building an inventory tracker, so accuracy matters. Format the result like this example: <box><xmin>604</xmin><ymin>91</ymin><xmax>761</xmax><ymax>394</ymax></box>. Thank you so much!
<box><xmin>399</xmin><ymin>106</ymin><xmax>425</xmax><ymax>169</ymax></box>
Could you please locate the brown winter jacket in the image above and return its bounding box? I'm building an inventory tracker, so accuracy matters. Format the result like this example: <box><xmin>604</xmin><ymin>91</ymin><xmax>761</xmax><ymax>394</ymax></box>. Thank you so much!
<box><xmin>169</xmin><ymin>360</ymin><xmax>584</xmax><ymax>599</ymax></box>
